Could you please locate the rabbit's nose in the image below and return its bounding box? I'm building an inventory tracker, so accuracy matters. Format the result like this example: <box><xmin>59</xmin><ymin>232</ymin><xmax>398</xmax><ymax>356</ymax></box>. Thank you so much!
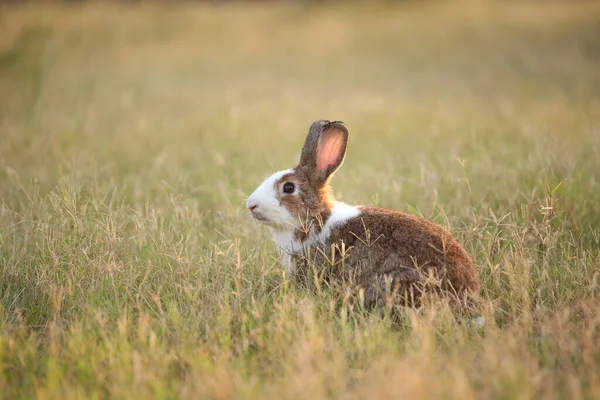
<box><xmin>248</xmin><ymin>203</ymin><xmax>258</xmax><ymax>212</ymax></box>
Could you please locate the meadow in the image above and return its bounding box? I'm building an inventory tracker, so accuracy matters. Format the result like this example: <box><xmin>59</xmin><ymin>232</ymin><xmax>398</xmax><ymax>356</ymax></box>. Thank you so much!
<box><xmin>1</xmin><ymin>1</ymin><xmax>600</xmax><ymax>398</ymax></box>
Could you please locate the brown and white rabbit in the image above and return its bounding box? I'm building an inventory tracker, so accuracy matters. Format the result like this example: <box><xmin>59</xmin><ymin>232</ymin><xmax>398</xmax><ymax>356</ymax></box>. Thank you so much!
<box><xmin>246</xmin><ymin>120</ymin><xmax>480</xmax><ymax>312</ymax></box>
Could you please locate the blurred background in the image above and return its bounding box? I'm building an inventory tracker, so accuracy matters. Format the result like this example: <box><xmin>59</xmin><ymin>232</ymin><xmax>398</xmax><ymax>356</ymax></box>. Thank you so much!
<box><xmin>2</xmin><ymin>0</ymin><xmax>599</xmax><ymax>217</ymax></box>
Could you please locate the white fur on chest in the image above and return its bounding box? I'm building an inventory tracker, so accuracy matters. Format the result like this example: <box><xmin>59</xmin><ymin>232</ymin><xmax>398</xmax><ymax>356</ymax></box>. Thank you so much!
<box><xmin>271</xmin><ymin>229</ymin><xmax>304</xmax><ymax>275</ymax></box>
<box><xmin>271</xmin><ymin>202</ymin><xmax>361</xmax><ymax>276</ymax></box>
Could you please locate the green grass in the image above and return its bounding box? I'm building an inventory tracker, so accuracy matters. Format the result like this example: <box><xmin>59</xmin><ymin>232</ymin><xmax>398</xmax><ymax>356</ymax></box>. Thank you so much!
<box><xmin>1</xmin><ymin>1</ymin><xmax>600</xmax><ymax>398</ymax></box>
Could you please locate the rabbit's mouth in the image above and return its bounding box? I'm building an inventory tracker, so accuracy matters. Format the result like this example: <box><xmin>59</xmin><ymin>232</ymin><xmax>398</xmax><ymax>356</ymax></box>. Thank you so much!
<box><xmin>250</xmin><ymin>211</ymin><xmax>270</xmax><ymax>223</ymax></box>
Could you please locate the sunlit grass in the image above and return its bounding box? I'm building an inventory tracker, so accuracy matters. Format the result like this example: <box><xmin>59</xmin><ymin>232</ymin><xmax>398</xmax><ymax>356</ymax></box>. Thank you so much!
<box><xmin>1</xmin><ymin>1</ymin><xmax>600</xmax><ymax>398</ymax></box>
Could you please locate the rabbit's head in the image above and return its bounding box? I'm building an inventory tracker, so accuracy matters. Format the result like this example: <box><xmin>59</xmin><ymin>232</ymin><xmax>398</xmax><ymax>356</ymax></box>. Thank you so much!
<box><xmin>246</xmin><ymin>120</ymin><xmax>349</xmax><ymax>230</ymax></box>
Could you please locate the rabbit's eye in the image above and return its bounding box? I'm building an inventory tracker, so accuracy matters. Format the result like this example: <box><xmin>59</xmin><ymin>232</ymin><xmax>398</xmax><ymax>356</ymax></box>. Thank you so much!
<box><xmin>283</xmin><ymin>182</ymin><xmax>295</xmax><ymax>194</ymax></box>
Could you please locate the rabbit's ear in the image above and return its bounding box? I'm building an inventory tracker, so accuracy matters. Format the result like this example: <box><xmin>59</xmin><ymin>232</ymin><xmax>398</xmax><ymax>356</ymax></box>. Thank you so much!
<box><xmin>298</xmin><ymin>120</ymin><xmax>349</xmax><ymax>187</ymax></box>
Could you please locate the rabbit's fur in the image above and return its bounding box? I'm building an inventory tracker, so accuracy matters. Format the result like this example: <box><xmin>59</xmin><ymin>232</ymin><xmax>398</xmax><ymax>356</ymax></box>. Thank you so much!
<box><xmin>247</xmin><ymin>120</ymin><xmax>480</xmax><ymax>311</ymax></box>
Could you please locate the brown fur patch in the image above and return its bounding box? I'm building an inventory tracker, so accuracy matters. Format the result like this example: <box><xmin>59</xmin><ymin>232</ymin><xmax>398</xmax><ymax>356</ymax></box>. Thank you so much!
<box><xmin>273</xmin><ymin>169</ymin><xmax>333</xmax><ymax>242</ymax></box>
<box><xmin>296</xmin><ymin>206</ymin><xmax>480</xmax><ymax>310</ymax></box>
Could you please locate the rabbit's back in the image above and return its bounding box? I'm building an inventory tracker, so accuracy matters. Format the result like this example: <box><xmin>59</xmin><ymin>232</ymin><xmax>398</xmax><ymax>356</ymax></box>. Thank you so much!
<box><xmin>313</xmin><ymin>206</ymin><xmax>479</xmax><ymax>301</ymax></box>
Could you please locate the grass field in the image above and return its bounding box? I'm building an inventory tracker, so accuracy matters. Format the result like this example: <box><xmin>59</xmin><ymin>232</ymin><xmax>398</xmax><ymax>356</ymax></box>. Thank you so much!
<box><xmin>1</xmin><ymin>1</ymin><xmax>600</xmax><ymax>398</ymax></box>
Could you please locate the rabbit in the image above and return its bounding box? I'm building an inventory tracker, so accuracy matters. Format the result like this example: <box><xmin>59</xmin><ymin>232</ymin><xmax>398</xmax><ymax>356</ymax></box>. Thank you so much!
<box><xmin>246</xmin><ymin>120</ymin><xmax>481</xmax><ymax>312</ymax></box>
